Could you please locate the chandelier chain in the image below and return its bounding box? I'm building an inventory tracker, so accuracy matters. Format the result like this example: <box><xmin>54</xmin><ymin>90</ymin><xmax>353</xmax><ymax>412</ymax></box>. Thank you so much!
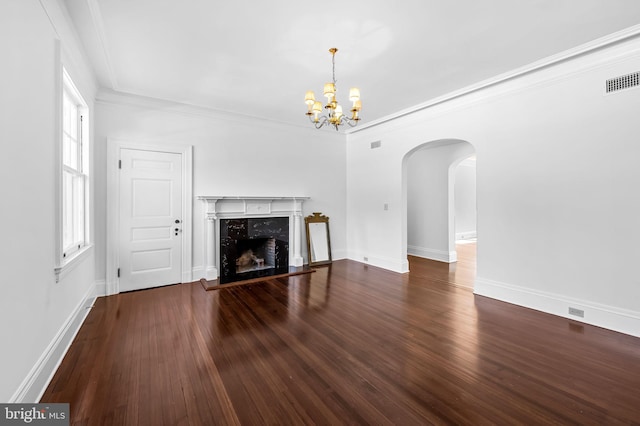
<box><xmin>332</xmin><ymin>50</ymin><xmax>337</xmax><ymax>88</ymax></box>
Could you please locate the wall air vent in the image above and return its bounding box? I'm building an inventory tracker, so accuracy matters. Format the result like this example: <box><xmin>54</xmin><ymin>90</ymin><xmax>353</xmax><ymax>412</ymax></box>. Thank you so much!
<box><xmin>370</xmin><ymin>140</ymin><xmax>382</xmax><ymax>149</ymax></box>
<box><xmin>605</xmin><ymin>71</ymin><xmax>640</xmax><ymax>93</ymax></box>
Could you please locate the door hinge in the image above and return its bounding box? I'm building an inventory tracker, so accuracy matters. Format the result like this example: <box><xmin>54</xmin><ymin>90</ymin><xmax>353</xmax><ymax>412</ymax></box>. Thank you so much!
<box><xmin>118</xmin><ymin>160</ymin><xmax>122</xmax><ymax>169</ymax></box>
<box><xmin>117</xmin><ymin>268</ymin><xmax>120</xmax><ymax>278</ymax></box>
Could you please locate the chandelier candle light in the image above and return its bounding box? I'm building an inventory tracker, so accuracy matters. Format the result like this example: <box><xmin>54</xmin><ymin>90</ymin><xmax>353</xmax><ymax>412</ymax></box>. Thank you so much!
<box><xmin>305</xmin><ymin>48</ymin><xmax>361</xmax><ymax>130</ymax></box>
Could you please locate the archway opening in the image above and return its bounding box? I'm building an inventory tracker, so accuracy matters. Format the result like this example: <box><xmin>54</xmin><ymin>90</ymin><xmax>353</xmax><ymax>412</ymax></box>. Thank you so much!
<box><xmin>402</xmin><ymin>139</ymin><xmax>476</xmax><ymax>288</ymax></box>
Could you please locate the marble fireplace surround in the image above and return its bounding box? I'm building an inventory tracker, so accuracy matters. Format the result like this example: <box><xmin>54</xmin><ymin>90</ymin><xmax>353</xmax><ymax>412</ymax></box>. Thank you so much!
<box><xmin>198</xmin><ymin>196</ymin><xmax>309</xmax><ymax>280</ymax></box>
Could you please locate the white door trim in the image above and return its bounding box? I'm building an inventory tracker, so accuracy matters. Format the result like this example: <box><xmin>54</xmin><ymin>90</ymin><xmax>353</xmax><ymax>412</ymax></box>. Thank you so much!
<box><xmin>106</xmin><ymin>139</ymin><xmax>193</xmax><ymax>295</ymax></box>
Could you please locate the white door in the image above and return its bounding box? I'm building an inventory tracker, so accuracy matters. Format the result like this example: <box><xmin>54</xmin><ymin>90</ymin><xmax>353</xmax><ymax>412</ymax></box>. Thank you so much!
<box><xmin>118</xmin><ymin>148</ymin><xmax>183</xmax><ymax>292</ymax></box>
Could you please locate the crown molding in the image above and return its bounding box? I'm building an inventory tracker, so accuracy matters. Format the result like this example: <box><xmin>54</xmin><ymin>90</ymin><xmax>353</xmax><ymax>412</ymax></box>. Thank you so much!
<box><xmin>38</xmin><ymin>0</ymin><xmax>99</xmax><ymax>96</ymax></box>
<box><xmin>348</xmin><ymin>24</ymin><xmax>640</xmax><ymax>134</ymax></box>
<box><xmin>85</xmin><ymin>0</ymin><xmax>119</xmax><ymax>90</ymax></box>
<box><xmin>95</xmin><ymin>88</ymin><xmax>333</xmax><ymax>134</ymax></box>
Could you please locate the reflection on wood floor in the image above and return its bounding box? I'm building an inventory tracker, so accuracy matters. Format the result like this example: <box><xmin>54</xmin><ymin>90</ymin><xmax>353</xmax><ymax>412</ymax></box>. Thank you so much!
<box><xmin>42</xmin><ymin>243</ymin><xmax>640</xmax><ymax>425</ymax></box>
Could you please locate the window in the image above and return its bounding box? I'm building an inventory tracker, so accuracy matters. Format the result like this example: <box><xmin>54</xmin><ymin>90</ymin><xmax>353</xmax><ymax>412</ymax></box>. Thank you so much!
<box><xmin>61</xmin><ymin>69</ymin><xmax>89</xmax><ymax>261</ymax></box>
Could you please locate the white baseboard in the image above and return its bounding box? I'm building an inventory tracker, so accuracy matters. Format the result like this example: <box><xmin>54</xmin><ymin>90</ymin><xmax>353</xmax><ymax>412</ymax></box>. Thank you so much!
<box><xmin>10</xmin><ymin>285</ymin><xmax>96</xmax><ymax>403</ymax></box>
<box><xmin>347</xmin><ymin>251</ymin><xmax>409</xmax><ymax>273</ymax></box>
<box><xmin>455</xmin><ymin>231</ymin><xmax>477</xmax><ymax>241</ymax></box>
<box><xmin>408</xmin><ymin>245</ymin><xmax>457</xmax><ymax>263</ymax></box>
<box><xmin>191</xmin><ymin>266</ymin><xmax>205</xmax><ymax>280</ymax></box>
<box><xmin>94</xmin><ymin>279</ymin><xmax>106</xmax><ymax>297</ymax></box>
<box><xmin>331</xmin><ymin>248</ymin><xmax>348</xmax><ymax>261</ymax></box>
<box><xmin>475</xmin><ymin>277</ymin><xmax>640</xmax><ymax>338</ymax></box>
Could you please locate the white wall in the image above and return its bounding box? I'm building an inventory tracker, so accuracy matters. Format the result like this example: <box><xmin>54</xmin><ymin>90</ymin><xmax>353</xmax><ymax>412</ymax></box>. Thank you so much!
<box><xmin>454</xmin><ymin>157</ymin><xmax>477</xmax><ymax>240</ymax></box>
<box><xmin>0</xmin><ymin>0</ymin><xmax>97</xmax><ymax>402</ymax></box>
<box><xmin>4</xmin><ymin>2</ymin><xmax>638</xmax><ymax>406</ymax></box>
<box><xmin>407</xmin><ymin>141</ymin><xmax>474</xmax><ymax>262</ymax></box>
<box><xmin>93</xmin><ymin>95</ymin><xmax>347</xmax><ymax>282</ymax></box>
<box><xmin>346</xmin><ymin>36</ymin><xmax>640</xmax><ymax>337</ymax></box>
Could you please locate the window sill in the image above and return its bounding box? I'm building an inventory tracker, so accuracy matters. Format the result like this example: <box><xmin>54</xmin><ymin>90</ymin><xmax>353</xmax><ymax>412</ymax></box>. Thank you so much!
<box><xmin>54</xmin><ymin>244</ymin><xmax>93</xmax><ymax>283</ymax></box>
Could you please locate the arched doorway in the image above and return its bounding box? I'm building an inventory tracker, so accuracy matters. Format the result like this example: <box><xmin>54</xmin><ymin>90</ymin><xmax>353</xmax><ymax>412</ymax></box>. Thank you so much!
<box><xmin>401</xmin><ymin>139</ymin><xmax>476</xmax><ymax>286</ymax></box>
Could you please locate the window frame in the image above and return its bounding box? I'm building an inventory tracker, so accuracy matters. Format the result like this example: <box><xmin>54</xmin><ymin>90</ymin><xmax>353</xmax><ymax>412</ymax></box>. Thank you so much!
<box><xmin>55</xmin><ymin>67</ymin><xmax>91</xmax><ymax>281</ymax></box>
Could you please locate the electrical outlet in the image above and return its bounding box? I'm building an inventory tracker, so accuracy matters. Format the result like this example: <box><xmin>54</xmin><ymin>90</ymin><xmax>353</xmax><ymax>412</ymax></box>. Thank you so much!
<box><xmin>568</xmin><ymin>307</ymin><xmax>584</xmax><ymax>318</ymax></box>
<box><xmin>384</xmin><ymin>203</ymin><xmax>389</xmax><ymax>211</ymax></box>
<box><xmin>363</xmin><ymin>256</ymin><xmax>368</xmax><ymax>262</ymax></box>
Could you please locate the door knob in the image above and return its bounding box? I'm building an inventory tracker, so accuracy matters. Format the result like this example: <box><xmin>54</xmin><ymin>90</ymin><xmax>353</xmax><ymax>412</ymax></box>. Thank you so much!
<box><xmin>175</xmin><ymin>219</ymin><xmax>181</xmax><ymax>224</ymax></box>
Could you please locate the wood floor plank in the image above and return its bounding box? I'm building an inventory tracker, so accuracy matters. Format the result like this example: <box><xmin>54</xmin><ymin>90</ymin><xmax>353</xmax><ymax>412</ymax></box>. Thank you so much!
<box><xmin>41</xmin><ymin>244</ymin><xmax>640</xmax><ymax>425</ymax></box>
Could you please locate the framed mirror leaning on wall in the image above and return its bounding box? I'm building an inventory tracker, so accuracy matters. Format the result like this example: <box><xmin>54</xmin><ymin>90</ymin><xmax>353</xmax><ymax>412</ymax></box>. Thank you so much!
<box><xmin>305</xmin><ymin>212</ymin><xmax>332</xmax><ymax>267</ymax></box>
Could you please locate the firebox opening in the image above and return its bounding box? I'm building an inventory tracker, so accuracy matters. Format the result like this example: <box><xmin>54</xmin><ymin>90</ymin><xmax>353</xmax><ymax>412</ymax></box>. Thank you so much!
<box><xmin>219</xmin><ymin>216</ymin><xmax>289</xmax><ymax>284</ymax></box>
<box><xmin>235</xmin><ymin>237</ymin><xmax>276</xmax><ymax>274</ymax></box>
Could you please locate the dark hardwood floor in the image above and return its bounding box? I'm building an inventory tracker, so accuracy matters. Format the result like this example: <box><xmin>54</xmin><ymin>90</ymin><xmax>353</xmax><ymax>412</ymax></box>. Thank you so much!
<box><xmin>42</xmin><ymin>243</ymin><xmax>640</xmax><ymax>425</ymax></box>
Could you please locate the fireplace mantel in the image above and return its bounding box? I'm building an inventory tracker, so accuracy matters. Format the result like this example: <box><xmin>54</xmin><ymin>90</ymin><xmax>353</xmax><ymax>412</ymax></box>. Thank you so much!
<box><xmin>198</xmin><ymin>196</ymin><xmax>309</xmax><ymax>280</ymax></box>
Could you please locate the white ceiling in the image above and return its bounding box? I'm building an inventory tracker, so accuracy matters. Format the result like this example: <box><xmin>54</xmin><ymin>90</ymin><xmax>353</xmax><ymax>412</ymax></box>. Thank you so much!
<box><xmin>64</xmin><ymin>0</ymin><xmax>640</xmax><ymax>129</ymax></box>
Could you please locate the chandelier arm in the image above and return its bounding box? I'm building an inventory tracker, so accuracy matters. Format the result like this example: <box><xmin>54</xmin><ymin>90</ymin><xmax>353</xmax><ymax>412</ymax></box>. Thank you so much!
<box><xmin>308</xmin><ymin>114</ymin><xmax>325</xmax><ymax>128</ymax></box>
<box><xmin>337</xmin><ymin>116</ymin><xmax>359</xmax><ymax>128</ymax></box>
<box><xmin>314</xmin><ymin>116</ymin><xmax>329</xmax><ymax>129</ymax></box>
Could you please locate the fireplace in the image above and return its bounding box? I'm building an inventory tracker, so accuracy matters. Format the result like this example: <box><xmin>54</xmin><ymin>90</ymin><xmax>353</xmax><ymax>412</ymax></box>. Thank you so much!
<box><xmin>219</xmin><ymin>217</ymin><xmax>289</xmax><ymax>283</ymax></box>
<box><xmin>198</xmin><ymin>196</ymin><xmax>308</xmax><ymax>283</ymax></box>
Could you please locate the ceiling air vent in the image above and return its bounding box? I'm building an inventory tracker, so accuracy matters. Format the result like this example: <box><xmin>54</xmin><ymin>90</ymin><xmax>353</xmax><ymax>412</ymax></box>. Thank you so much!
<box><xmin>605</xmin><ymin>71</ymin><xmax>639</xmax><ymax>93</ymax></box>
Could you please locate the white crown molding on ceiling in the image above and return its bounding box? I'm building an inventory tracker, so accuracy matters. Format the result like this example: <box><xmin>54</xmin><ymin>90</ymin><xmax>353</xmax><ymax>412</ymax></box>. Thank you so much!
<box><xmin>95</xmin><ymin>88</ymin><xmax>340</xmax><ymax>134</ymax></box>
<box><xmin>37</xmin><ymin>0</ymin><xmax>98</xmax><ymax>95</ymax></box>
<box><xmin>38</xmin><ymin>0</ymin><xmax>59</xmax><ymax>38</ymax></box>
<box><xmin>85</xmin><ymin>0</ymin><xmax>119</xmax><ymax>90</ymax></box>
<box><xmin>347</xmin><ymin>23</ymin><xmax>640</xmax><ymax>134</ymax></box>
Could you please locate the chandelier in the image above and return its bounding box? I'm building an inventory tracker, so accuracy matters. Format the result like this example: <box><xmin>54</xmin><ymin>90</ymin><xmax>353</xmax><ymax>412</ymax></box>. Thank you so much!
<box><xmin>304</xmin><ymin>48</ymin><xmax>361</xmax><ymax>130</ymax></box>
